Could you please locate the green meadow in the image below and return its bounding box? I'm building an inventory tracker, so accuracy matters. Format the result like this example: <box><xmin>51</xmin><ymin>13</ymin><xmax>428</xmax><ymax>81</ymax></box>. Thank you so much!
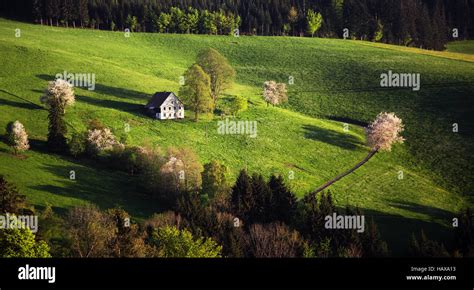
<box><xmin>447</xmin><ymin>40</ymin><xmax>474</xmax><ymax>54</ymax></box>
<box><xmin>1</xmin><ymin>18</ymin><xmax>473</xmax><ymax>253</ymax></box>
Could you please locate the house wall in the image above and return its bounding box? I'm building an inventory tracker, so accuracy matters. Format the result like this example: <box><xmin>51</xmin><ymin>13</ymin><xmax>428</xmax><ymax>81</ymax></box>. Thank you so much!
<box><xmin>159</xmin><ymin>95</ymin><xmax>184</xmax><ymax>120</ymax></box>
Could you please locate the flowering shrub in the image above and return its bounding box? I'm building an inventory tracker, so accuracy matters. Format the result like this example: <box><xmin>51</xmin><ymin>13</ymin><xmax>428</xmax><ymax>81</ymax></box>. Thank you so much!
<box><xmin>6</xmin><ymin>120</ymin><xmax>29</xmax><ymax>154</ymax></box>
<box><xmin>263</xmin><ymin>81</ymin><xmax>287</xmax><ymax>105</ymax></box>
<box><xmin>86</xmin><ymin>128</ymin><xmax>121</xmax><ymax>154</ymax></box>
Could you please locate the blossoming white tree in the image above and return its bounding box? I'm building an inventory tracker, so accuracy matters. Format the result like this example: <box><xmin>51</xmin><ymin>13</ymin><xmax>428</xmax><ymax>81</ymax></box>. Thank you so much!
<box><xmin>6</xmin><ymin>120</ymin><xmax>30</xmax><ymax>154</ymax></box>
<box><xmin>86</xmin><ymin>128</ymin><xmax>121</xmax><ymax>154</ymax></box>
<box><xmin>263</xmin><ymin>81</ymin><xmax>288</xmax><ymax>106</ymax></box>
<box><xmin>313</xmin><ymin>112</ymin><xmax>405</xmax><ymax>194</ymax></box>
<box><xmin>41</xmin><ymin>79</ymin><xmax>75</xmax><ymax>113</ymax></box>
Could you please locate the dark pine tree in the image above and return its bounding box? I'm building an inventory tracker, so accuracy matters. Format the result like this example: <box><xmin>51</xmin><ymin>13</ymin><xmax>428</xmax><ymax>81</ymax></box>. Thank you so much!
<box><xmin>268</xmin><ymin>174</ymin><xmax>297</xmax><ymax>225</ymax></box>
<box><xmin>47</xmin><ymin>101</ymin><xmax>68</xmax><ymax>153</ymax></box>
<box><xmin>230</xmin><ymin>169</ymin><xmax>254</xmax><ymax>223</ymax></box>
<box><xmin>0</xmin><ymin>175</ymin><xmax>27</xmax><ymax>215</ymax></box>
<box><xmin>409</xmin><ymin>230</ymin><xmax>450</xmax><ymax>257</ymax></box>
<box><xmin>361</xmin><ymin>217</ymin><xmax>389</xmax><ymax>257</ymax></box>
<box><xmin>249</xmin><ymin>173</ymin><xmax>272</xmax><ymax>223</ymax></box>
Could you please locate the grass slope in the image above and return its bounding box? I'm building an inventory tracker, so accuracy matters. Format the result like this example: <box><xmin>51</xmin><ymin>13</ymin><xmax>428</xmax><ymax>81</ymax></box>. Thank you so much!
<box><xmin>0</xmin><ymin>19</ymin><xmax>472</xmax><ymax>253</ymax></box>
<box><xmin>447</xmin><ymin>40</ymin><xmax>474</xmax><ymax>55</ymax></box>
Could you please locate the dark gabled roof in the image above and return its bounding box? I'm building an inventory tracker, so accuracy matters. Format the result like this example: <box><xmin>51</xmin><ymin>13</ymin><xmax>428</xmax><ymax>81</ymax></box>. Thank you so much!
<box><xmin>145</xmin><ymin>92</ymin><xmax>174</xmax><ymax>108</ymax></box>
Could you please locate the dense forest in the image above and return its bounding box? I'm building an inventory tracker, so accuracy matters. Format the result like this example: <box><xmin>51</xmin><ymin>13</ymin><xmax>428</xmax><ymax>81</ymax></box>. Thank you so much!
<box><xmin>1</xmin><ymin>0</ymin><xmax>473</xmax><ymax>50</ymax></box>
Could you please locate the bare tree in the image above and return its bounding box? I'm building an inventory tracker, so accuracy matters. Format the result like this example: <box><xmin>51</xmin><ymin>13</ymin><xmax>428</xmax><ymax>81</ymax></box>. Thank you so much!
<box><xmin>246</xmin><ymin>222</ymin><xmax>305</xmax><ymax>257</ymax></box>
<box><xmin>66</xmin><ymin>206</ymin><xmax>115</xmax><ymax>258</ymax></box>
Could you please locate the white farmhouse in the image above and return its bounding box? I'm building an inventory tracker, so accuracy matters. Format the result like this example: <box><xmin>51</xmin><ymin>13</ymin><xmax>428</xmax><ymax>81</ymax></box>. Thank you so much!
<box><xmin>145</xmin><ymin>92</ymin><xmax>184</xmax><ymax>120</ymax></box>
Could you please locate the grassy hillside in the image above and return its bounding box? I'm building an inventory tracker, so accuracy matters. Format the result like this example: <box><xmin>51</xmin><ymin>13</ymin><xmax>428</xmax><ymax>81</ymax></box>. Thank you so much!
<box><xmin>1</xmin><ymin>19</ymin><xmax>472</xmax><ymax>252</ymax></box>
<box><xmin>447</xmin><ymin>40</ymin><xmax>474</xmax><ymax>55</ymax></box>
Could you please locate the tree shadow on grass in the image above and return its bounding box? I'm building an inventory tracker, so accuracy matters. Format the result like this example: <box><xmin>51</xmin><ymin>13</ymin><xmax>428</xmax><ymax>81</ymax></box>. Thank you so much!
<box><xmin>28</xmin><ymin>139</ymin><xmax>50</xmax><ymax>154</ymax></box>
<box><xmin>302</xmin><ymin>124</ymin><xmax>364</xmax><ymax>150</ymax></box>
<box><xmin>76</xmin><ymin>95</ymin><xmax>144</xmax><ymax>115</ymax></box>
<box><xmin>339</xmin><ymin>206</ymin><xmax>454</xmax><ymax>256</ymax></box>
<box><xmin>387</xmin><ymin>200</ymin><xmax>454</xmax><ymax>221</ymax></box>
<box><xmin>0</xmin><ymin>89</ymin><xmax>45</xmax><ymax>110</ymax></box>
<box><xmin>29</xmin><ymin>162</ymin><xmax>159</xmax><ymax>219</ymax></box>
<box><xmin>0</xmin><ymin>98</ymin><xmax>43</xmax><ymax>110</ymax></box>
<box><xmin>327</xmin><ymin>116</ymin><xmax>368</xmax><ymax>127</ymax></box>
<box><xmin>18</xmin><ymin>138</ymin><xmax>159</xmax><ymax>218</ymax></box>
<box><xmin>35</xmin><ymin>74</ymin><xmax>150</xmax><ymax>100</ymax></box>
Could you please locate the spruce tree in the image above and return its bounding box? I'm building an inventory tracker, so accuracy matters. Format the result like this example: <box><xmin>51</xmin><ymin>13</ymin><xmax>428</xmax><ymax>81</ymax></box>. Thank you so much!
<box><xmin>361</xmin><ymin>218</ymin><xmax>389</xmax><ymax>257</ymax></box>
<box><xmin>0</xmin><ymin>175</ymin><xmax>27</xmax><ymax>214</ymax></box>
<box><xmin>268</xmin><ymin>174</ymin><xmax>297</xmax><ymax>224</ymax></box>
<box><xmin>47</xmin><ymin>100</ymin><xmax>68</xmax><ymax>153</ymax></box>
<box><xmin>230</xmin><ymin>170</ymin><xmax>254</xmax><ymax>222</ymax></box>
<box><xmin>249</xmin><ymin>173</ymin><xmax>272</xmax><ymax>223</ymax></box>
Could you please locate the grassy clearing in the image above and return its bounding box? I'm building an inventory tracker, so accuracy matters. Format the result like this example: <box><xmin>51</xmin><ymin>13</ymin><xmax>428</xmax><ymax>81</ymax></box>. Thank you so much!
<box><xmin>0</xmin><ymin>19</ymin><xmax>472</xmax><ymax>253</ymax></box>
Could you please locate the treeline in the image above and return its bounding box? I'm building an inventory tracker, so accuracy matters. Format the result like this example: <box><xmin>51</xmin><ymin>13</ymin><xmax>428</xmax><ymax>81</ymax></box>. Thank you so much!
<box><xmin>2</xmin><ymin>171</ymin><xmax>474</xmax><ymax>258</ymax></box>
<box><xmin>1</xmin><ymin>0</ymin><xmax>473</xmax><ymax>50</ymax></box>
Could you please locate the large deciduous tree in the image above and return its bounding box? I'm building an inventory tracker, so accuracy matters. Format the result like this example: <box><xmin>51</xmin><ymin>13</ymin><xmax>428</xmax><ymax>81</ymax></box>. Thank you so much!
<box><xmin>202</xmin><ymin>160</ymin><xmax>228</xmax><ymax>199</ymax></box>
<box><xmin>66</xmin><ymin>205</ymin><xmax>116</xmax><ymax>258</ymax></box>
<box><xmin>179</xmin><ymin>64</ymin><xmax>213</xmax><ymax>121</ymax></box>
<box><xmin>148</xmin><ymin>226</ymin><xmax>222</xmax><ymax>257</ymax></box>
<box><xmin>196</xmin><ymin>48</ymin><xmax>235</xmax><ymax>106</ymax></box>
<box><xmin>0</xmin><ymin>225</ymin><xmax>51</xmax><ymax>258</ymax></box>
